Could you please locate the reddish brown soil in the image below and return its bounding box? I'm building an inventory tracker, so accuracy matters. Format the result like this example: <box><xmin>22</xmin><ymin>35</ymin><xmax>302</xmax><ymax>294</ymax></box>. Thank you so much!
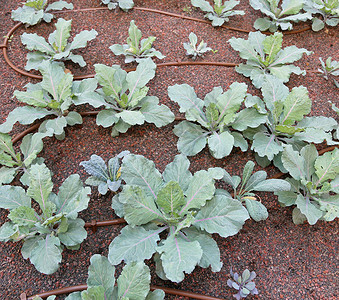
<box><xmin>0</xmin><ymin>0</ymin><xmax>338</xmax><ymax>299</ymax></box>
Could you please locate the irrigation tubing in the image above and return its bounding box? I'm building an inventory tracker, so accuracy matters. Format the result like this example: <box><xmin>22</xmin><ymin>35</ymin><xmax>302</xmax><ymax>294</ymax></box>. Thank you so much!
<box><xmin>22</xmin><ymin>284</ymin><xmax>225</xmax><ymax>300</ymax></box>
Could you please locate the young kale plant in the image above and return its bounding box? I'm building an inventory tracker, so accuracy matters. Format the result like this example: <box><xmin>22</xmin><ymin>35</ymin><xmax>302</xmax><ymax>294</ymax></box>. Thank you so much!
<box><xmin>168</xmin><ymin>82</ymin><xmax>267</xmax><ymax>159</ymax></box>
<box><xmin>12</xmin><ymin>0</ymin><xmax>73</xmax><ymax>26</ymax></box>
<box><xmin>227</xmin><ymin>268</ymin><xmax>259</xmax><ymax>300</ymax></box>
<box><xmin>249</xmin><ymin>0</ymin><xmax>312</xmax><ymax>32</ymax></box>
<box><xmin>216</xmin><ymin>161</ymin><xmax>291</xmax><ymax>221</ymax></box>
<box><xmin>275</xmin><ymin>145</ymin><xmax>339</xmax><ymax>225</ymax></box>
<box><xmin>304</xmin><ymin>0</ymin><xmax>339</xmax><ymax>31</ymax></box>
<box><xmin>101</xmin><ymin>0</ymin><xmax>134</xmax><ymax>11</ymax></box>
<box><xmin>244</xmin><ymin>77</ymin><xmax>338</xmax><ymax>169</ymax></box>
<box><xmin>318</xmin><ymin>57</ymin><xmax>339</xmax><ymax>87</ymax></box>
<box><xmin>110</xmin><ymin>20</ymin><xmax>165</xmax><ymax>63</ymax></box>
<box><xmin>0</xmin><ymin>131</ymin><xmax>52</xmax><ymax>185</ymax></box>
<box><xmin>80</xmin><ymin>59</ymin><xmax>174</xmax><ymax>137</ymax></box>
<box><xmin>191</xmin><ymin>0</ymin><xmax>245</xmax><ymax>26</ymax></box>
<box><xmin>109</xmin><ymin>154</ymin><xmax>249</xmax><ymax>283</ymax></box>
<box><xmin>0</xmin><ymin>163</ymin><xmax>90</xmax><ymax>274</ymax></box>
<box><xmin>0</xmin><ymin>61</ymin><xmax>100</xmax><ymax>140</ymax></box>
<box><xmin>229</xmin><ymin>31</ymin><xmax>312</xmax><ymax>88</ymax></box>
<box><xmin>80</xmin><ymin>151</ymin><xmax>129</xmax><ymax>195</ymax></box>
<box><xmin>183</xmin><ymin>32</ymin><xmax>215</xmax><ymax>60</ymax></box>
<box><xmin>63</xmin><ymin>255</ymin><xmax>165</xmax><ymax>299</ymax></box>
<box><xmin>21</xmin><ymin>18</ymin><xmax>97</xmax><ymax>71</ymax></box>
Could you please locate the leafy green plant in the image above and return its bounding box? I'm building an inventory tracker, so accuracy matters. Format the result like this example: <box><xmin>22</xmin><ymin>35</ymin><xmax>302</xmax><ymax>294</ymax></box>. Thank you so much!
<box><xmin>191</xmin><ymin>0</ymin><xmax>245</xmax><ymax>26</ymax></box>
<box><xmin>318</xmin><ymin>57</ymin><xmax>339</xmax><ymax>87</ymax></box>
<box><xmin>80</xmin><ymin>58</ymin><xmax>174</xmax><ymax>137</ymax></box>
<box><xmin>0</xmin><ymin>163</ymin><xmax>91</xmax><ymax>274</ymax></box>
<box><xmin>63</xmin><ymin>255</ymin><xmax>165</xmax><ymax>300</ymax></box>
<box><xmin>244</xmin><ymin>77</ymin><xmax>338</xmax><ymax>169</ymax></box>
<box><xmin>110</xmin><ymin>20</ymin><xmax>165</xmax><ymax>63</ymax></box>
<box><xmin>216</xmin><ymin>161</ymin><xmax>291</xmax><ymax>221</ymax></box>
<box><xmin>229</xmin><ymin>31</ymin><xmax>312</xmax><ymax>88</ymax></box>
<box><xmin>80</xmin><ymin>151</ymin><xmax>129</xmax><ymax>195</ymax></box>
<box><xmin>227</xmin><ymin>268</ymin><xmax>258</xmax><ymax>299</ymax></box>
<box><xmin>304</xmin><ymin>0</ymin><xmax>339</xmax><ymax>31</ymax></box>
<box><xmin>183</xmin><ymin>32</ymin><xmax>215</xmax><ymax>60</ymax></box>
<box><xmin>109</xmin><ymin>154</ymin><xmax>249</xmax><ymax>283</ymax></box>
<box><xmin>0</xmin><ymin>131</ymin><xmax>52</xmax><ymax>185</ymax></box>
<box><xmin>101</xmin><ymin>0</ymin><xmax>134</xmax><ymax>11</ymax></box>
<box><xmin>250</xmin><ymin>0</ymin><xmax>312</xmax><ymax>32</ymax></box>
<box><xmin>0</xmin><ymin>61</ymin><xmax>100</xmax><ymax>140</ymax></box>
<box><xmin>21</xmin><ymin>18</ymin><xmax>97</xmax><ymax>71</ymax></box>
<box><xmin>168</xmin><ymin>82</ymin><xmax>267</xmax><ymax>159</ymax></box>
<box><xmin>275</xmin><ymin>145</ymin><xmax>339</xmax><ymax>224</ymax></box>
<box><xmin>11</xmin><ymin>0</ymin><xmax>73</xmax><ymax>26</ymax></box>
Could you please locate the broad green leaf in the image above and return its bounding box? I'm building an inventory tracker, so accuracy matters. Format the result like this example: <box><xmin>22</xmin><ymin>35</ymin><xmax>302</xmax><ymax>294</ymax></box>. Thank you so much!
<box><xmin>156</xmin><ymin>181</ymin><xmax>185</xmax><ymax>214</ymax></box>
<box><xmin>80</xmin><ymin>155</ymin><xmax>109</xmax><ymax>181</ymax></box>
<box><xmin>162</xmin><ymin>154</ymin><xmax>192</xmax><ymax>192</ymax></box>
<box><xmin>315</xmin><ymin>149</ymin><xmax>339</xmax><ymax>185</ymax></box>
<box><xmin>21</xmin><ymin>32</ymin><xmax>54</xmax><ymax>54</ymax></box>
<box><xmin>183</xmin><ymin>227</ymin><xmax>222</xmax><ymax>272</ymax></box>
<box><xmin>29</xmin><ymin>235</ymin><xmax>62</xmax><ymax>274</ymax></box>
<box><xmin>280</xmin><ymin>86</ymin><xmax>311</xmax><ymax>125</ymax></box>
<box><xmin>228</xmin><ymin>36</ymin><xmax>260</xmax><ymax>61</ymax></box>
<box><xmin>27</xmin><ymin>163</ymin><xmax>53</xmax><ymax>214</ymax></box>
<box><xmin>231</xmin><ymin>108</ymin><xmax>267</xmax><ymax>131</ymax></box>
<box><xmin>263</xmin><ymin>32</ymin><xmax>282</xmax><ymax>63</ymax></box>
<box><xmin>96</xmin><ymin>109</ymin><xmax>119</xmax><ymax>128</ymax></box>
<box><xmin>168</xmin><ymin>84</ymin><xmax>204</xmax><ymax>113</ymax></box>
<box><xmin>180</xmin><ymin>170</ymin><xmax>216</xmax><ymax>215</ymax></box>
<box><xmin>127</xmin><ymin>20</ymin><xmax>142</xmax><ymax>50</ymax></box>
<box><xmin>281</xmin><ymin>0</ymin><xmax>303</xmax><ymax>15</ymax></box>
<box><xmin>194</xmin><ymin>195</ymin><xmax>249</xmax><ymax>237</ymax></box>
<box><xmin>207</xmin><ymin>131</ymin><xmax>234</xmax><ymax>159</ymax></box>
<box><xmin>45</xmin><ymin>117</ymin><xmax>68</xmax><ymax>136</ymax></box>
<box><xmin>240</xmin><ymin>161</ymin><xmax>255</xmax><ymax>190</ymax></box>
<box><xmin>295</xmin><ymin>194</ymin><xmax>323</xmax><ymax>225</ymax></box>
<box><xmin>58</xmin><ymin>218</ymin><xmax>87</xmax><ymax>247</ymax></box>
<box><xmin>53</xmin><ymin>174</ymin><xmax>90</xmax><ymax>219</ymax></box>
<box><xmin>108</xmin><ymin>225</ymin><xmax>164</xmax><ymax>265</ymax></box>
<box><xmin>0</xmin><ymin>133</ymin><xmax>17</xmax><ymax>160</ymax></box>
<box><xmin>121</xmin><ymin>186</ymin><xmax>163</xmax><ymax>226</ymax></box>
<box><xmin>81</xmin><ymin>286</ymin><xmax>105</xmax><ymax>300</ymax></box>
<box><xmin>46</xmin><ymin>1</ymin><xmax>74</xmax><ymax>11</ymax></box>
<box><xmin>140</xmin><ymin>98</ymin><xmax>175</xmax><ymax>127</ymax></box>
<box><xmin>116</xmin><ymin>110</ymin><xmax>145</xmax><ymax>125</ymax></box>
<box><xmin>14</xmin><ymin>89</ymin><xmax>47</xmax><ymax>108</ymax></box>
<box><xmin>121</xmin><ymin>154</ymin><xmax>163</xmax><ymax>199</ymax></box>
<box><xmin>65</xmin><ymin>292</ymin><xmax>82</xmax><ymax>300</ymax></box>
<box><xmin>117</xmin><ymin>262</ymin><xmax>150</xmax><ymax>300</ymax></box>
<box><xmin>8</xmin><ymin>206</ymin><xmax>37</xmax><ymax>227</ymax></box>
<box><xmin>270</xmin><ymin>46</ymin><xmax>312</xmax><ymax>67</ymax></box>
<box><xmin>252</xmin><ymin>132</ymin><xmax>283</xmax><ymax>160</ymax></box>
<box><xmin>87</xmin><ymin>254</ymin><xmax>115</xmax><ymax>299</ymax></box>
<box><xmin>191</xmin><ymin>0</ymin><xmax>214</xmax><ymax>13</ymax></box>
<box><xmin>94</xmin><ymin>64</ymin><xmax>122</xmax><ymax>99</ymax></box>
<box><xmin>244</xmin><ymin>198</ymin><xmax>268</xmax><ymax>221</ymax></box>
<box><xmin>21</xmin><ymin>236</ymin><xmax>44</xmax><ymax>259</ymax></box>
<box><xmin>244</xmin><ymin>170</ymin><xmax>267</xmax><ymax>192</ymax></box>
<box><xmin>0</xmin><ymin>167</ymin><xmax>17</xmax><ymax>185</ymax></box>
<box><xmin>69</xmin><ymin>29</ymin><xmax>97</xmax><ymax>50</ymax></box>
<box><xmin>281</xmin><ymin>145</ymin><xmax>306</xmax><ymax>180</ymax></box>
<box><xmin>65</xmin><ymin>111</ymin><xmax>82</xmax><ymax>126</ymax></box>
<box><xmin>53</xmin><ymin>18</ymin><xmax>71</xmax><ymax>52</ymax></box>
<box><xmin>145</xmin><ymin>289</ymin><xmax>165</xmax><ymax>300</ymax></box>
<box><xmin>292</xmin><ymin>207</ymin><xmax>307</xmax><ymax>224</ymax></box>
<box><xmin>251</xmin><ymin>179</ymin><xmax>291</xmax><ymax>192</ymax></box>
<box><xmin>0</xmin><ymin>222</ymin><xmax>18</xmax><ymax>241</ymax></box>
<box><xmin>157</xmin><ymin>235</ymin><xmax>203</xmax><ymax>283</ymax></box>
<box><xmin>261</xmin><ymin>76</ymin><xmax>289</xmax><ymax>112</ymax></box>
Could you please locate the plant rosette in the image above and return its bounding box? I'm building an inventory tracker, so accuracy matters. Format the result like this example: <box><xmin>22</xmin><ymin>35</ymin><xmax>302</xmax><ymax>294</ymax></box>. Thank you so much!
<box><xmin>21</xmin><ymin>18</ymin><xmax>98</xmax><ymax>71</ymax></box>
<box><xmin>191</xmin><ymin>0</ymin><xmax>245</xmax><ymax>27</ymax></box>
<box><xmin>11</xmin><ymin>0</ymin><xmax>73</xmax><ymax>26</ymax></box>
<box><xmin>275</xmin><ymin>145</ymin><xmax>339</xmax><ymax>225</ymax></box>
<box><xmin>227</xmin><ymin>268</ymin><xmax>259</xmax><ymax>299</ymax></box>
<box><xmin>183</xmin><ymin>32</ymin><xmax>215</xmax><ymax>60</ymax></box>
<box><xmin>75</xmin><ymin>58</ymin><xmax>175</xmax><ymax>137</ymax></box>
<box><xmin>0</xmin><ymin>163</ymin><xmax>91</xmax><ymax>274</ymax></box>
<box><xmin>250</xmin><ymin>0</ymin><xmax>312</xmax><ymax>32</ymax></box>
<box><xmin>108</xmin><ymin>153</ymin><xmax>250</xmax><ymax>283</ymax></box>
<box><xmin>229</xmin><ymin>31</ymin><xmax>312</xmax><ymax>89</ymax></box>
<box><xmin>168</xmin><ymin>82</ymin><xmax>267</xmax><ymax>159</ymax></box>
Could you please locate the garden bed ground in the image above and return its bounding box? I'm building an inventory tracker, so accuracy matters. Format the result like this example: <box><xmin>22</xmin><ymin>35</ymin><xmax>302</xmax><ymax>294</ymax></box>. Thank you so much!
<box><xmin>0</xmin><ymin>0</ymin><xmax>338</xmax><ymax>299</ymax></box>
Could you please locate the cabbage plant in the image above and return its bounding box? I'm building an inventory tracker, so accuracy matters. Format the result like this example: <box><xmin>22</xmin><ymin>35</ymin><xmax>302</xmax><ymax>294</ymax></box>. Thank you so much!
<box><xmin>184</xmin><ymin>32</ymin><xmax>214</xmax><ymax>60</ymax></box>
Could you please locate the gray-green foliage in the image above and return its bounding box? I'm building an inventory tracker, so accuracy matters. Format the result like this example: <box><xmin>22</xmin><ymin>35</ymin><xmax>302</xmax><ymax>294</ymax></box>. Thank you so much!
<box><xmin>250</xmin><ymin>0</ymin><xmax>312</xmax><ymax>32</ymax></box>
<box><xmin>275</xmin><ymin>145</ymin><xmax>339</xmax><ymax>224</ymax></box>
<box><xmin>191</xmin><ymin>0</ymin><xmax>245</xmax><ymax>26</ymax></box>
<box><xmin>227</xmin><ymin>268</ymin><xmax>258</xmax><ymax>300</ymax></box>
<box><xmin>81</xmin><ymin>59</ymin><xmax>174</xmax><ymax>137</ymax></box>
<box><xmin>304</xmin><ymin>0</ymin><xmax>339</xmax><ymax>31</ymax></box>
<box><xmin>318</xmin><ymin>57</ymin><xmax>339</xmax><ymax>87</ymax></box>
<box><xmin>0</xmin><ymin>61</ymin><xmax>99</xmax><ymax>140</ymax></box>
<box><xmin>109</xmin><ymin>154</ymin><xmax>249</xmax><ymax>283</ymax></box>
<box><xmin>216</xmin><ymin>161</ymin><xmax>290</xmax><ymax>221</ymax></box>
<box><xmin>80</xmin><ymin>151</ymin><xmax>129</xmax><ymax>195</ymax></box>
<box><xmin>65</xmin><ymin>255</ymin><xmax>165</xmax><ymax>300</ymax></box>
<box><xmin>168</xmin><ymin>82</ymin><xmax>267</xmax><ymax>159</ymax></box>
<box><xmin>183</xmin><ymin>32</ymin><xmax>214</xmax><ymax>60</ymax></box>
<box><xmin>110</xmin><ymin>20</ymin><xmax>165</xmax><ymax>63</ymax></box>
<box><xmin>244</xmin><ymin>77</ymin><xmax>338</xmax><ymax>169</ymax></box>
<box><xmin>11</xmin><ymin>0</ymin><xmax>73</xmax><ymax>26</ymax></box>
<box><xmin>21</xmin><ymin>18</ymin><xmax>97</xmax><ymax>71</ymax></box>
<box><xmin>229</xmin><ymin>31</ymin><xmax>312</xmax><ymax>88</ymax></box>
<box><xmin>0</xmin><ymin>163</ymin><xmax>90</xmax><ymax>274</ymax></box>
<box><xmin>0</xmin><ymin>131</ymin><xmax>52</xmax><ymax>185</ymax></box>
<box><xmin>101</xmin><ymin>0</ymin><xmax>134</xmax><ymax>11</ymax></box>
